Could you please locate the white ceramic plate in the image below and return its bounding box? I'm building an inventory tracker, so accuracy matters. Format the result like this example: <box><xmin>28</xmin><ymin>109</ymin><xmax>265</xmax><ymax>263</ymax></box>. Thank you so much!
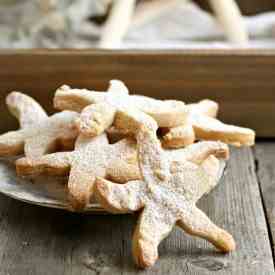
<box><xmin>0</xmin><ymin>157</ymin><xmax>226</xmax><ymax>213</ymax></box>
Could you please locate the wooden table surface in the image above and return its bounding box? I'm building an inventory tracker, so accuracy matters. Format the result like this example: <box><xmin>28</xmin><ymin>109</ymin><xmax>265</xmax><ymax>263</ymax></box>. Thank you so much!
<box><xmin>0</xmin><ymin>142</ymin><xmax>274</xmax><ymax>275</ymax></box>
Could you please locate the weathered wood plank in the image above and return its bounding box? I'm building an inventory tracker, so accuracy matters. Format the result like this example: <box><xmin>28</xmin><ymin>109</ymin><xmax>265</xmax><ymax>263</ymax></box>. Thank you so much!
<box><xmin>121</xmin><ymin>147</ymin><xmax>274</xmax><ymax>274</ymax></box>
<box><xmin>254</xmin><ymin>142</ymin><xmax>275</xmax><ymax>259</ymax></box>
<box><xmin>0</xmin><ymin>49</ymin><xmax>275</xmax><ymax>136</ymax></box>
<box><xmin>0</xmin><ymin>197</ymin><xmax>126</xmax><ymax>275</ymax></box>
<box><xmin>0</xmin><ymin>147</ymin><xmax>273</xmax><ymax>274</ymax></box>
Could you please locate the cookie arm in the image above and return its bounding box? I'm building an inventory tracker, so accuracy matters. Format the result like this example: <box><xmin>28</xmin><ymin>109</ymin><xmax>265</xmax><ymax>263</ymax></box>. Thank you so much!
<box><xmin>192</xmin><ymin>115</ymin><xmax>255</xmax><ymax>146</ymax></box>
<box><xmin>138</xmin><ymin>130</ymin><xmax>172</xmax><ymax>184</ymax></box>
<box><xmin>115</xmin><ymin>108</ymin><xmax>170</xmax><ymax>184</ymax></box>
<box><xmin>162</xmin><ymin>100</ymin><xmax>219</xmax><ymax>148</ymax></box>
<box><xmin>162</xmin><ymin>124</ymin><xmax>195</xmax><ymax>148</ymax></box>
<box><xmin>6</xmin><ymin>92</ymin><xmax>48</xmax><ymax>128</ymax></box>
<box><xmin>24</xmin><ymin>136</ymin><xmax>59</xmax><ymax>158</ymax></box>
<box><xmin>194</xmin><ymin>156</ymin><xmax>221</xmax><ymax>201</ymax></box>
<box><xmin>67</xmin><ymin>166</ymin><xmax>98</xmax><ymax>211</ymax></box>
<box><xmin>106</xmin><ymin>79</ymin><xmax>129</xmax><ymax>96</ymax></box>
<box><xmin>115</xmin><ymin>108</ymin><xmax>158</xmax><ymax>134</ymax></box>
<box><xmin>77</xmin><ymin>102</ymin><xmax>117</xmax><ymax>137</ymax></box>
<box><xmin>106</xmin><ymin>161</ymin><xmax>140</xmax><ymax>183</ymax></box>
<box><xmin>181</xmin><ymin>141</ymin><xmax>229</xmax><ymax>165</ymax></box>
<box><xmin>76</xmin><ymin>80</ymin><xmax>130</xmax><ymax>137</ymax></box>
<box><xmin>16</xmin><ymin>152</ymin><xmax>71</xmax><ymax>176</ymax></box>
<box><xmin>0</xmin><ymin>130</ymin><xmax>25</xmax><ymax>156</ymax></box>
<box><xmin>54</xmin><ymin>85</ymin><xmax>105</xmax><ymax>112</ymax></box>
<box><xmin>177</xmin><ymin>205</ymin><xmax>235</xmax><ymax>253</ymax></box>
<box><xmin>132</xmin><ymin>208</ymin><xmax>175</xmax><ymax>268</ymax></box>
<box><xmin>95</xmin><ymin>178</ymin><xmax>145</xmax><ymax>214</ymax></box>
<box><xmin>187</xmin><ymin>99</ymin><xmax>218</xmax><ymax>118</ymax></box>
<box><xmin>131</xmin><ymin>95</ymin><xmax>187</xmax><ymax>128</ymax></box>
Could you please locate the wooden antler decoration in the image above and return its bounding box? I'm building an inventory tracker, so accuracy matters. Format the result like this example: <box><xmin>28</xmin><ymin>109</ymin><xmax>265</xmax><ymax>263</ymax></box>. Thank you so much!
<box><xmin>99</xmin><ymin>0</ymin><xmax>137</xmax><ymax>48</ymax></box>
<box><xmin>98</xmin><ymin>0</ymin><xmax>248</xmax><ymax>48</ymax></box>
<box><xmin>209</xmin><ymin>0</ymin><xmax>248</xmax><ymax>44</ymax></box>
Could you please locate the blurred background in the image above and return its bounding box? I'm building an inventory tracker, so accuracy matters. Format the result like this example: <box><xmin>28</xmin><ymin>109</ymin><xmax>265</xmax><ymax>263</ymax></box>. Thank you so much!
<box><xmin>0</xmin><ymin>0</ymin><xmax>275</xmax><ymax>49</ymax></box>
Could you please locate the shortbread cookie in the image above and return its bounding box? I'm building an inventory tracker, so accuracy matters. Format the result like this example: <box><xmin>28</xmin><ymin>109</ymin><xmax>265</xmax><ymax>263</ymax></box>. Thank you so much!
<box><xmin>162</xmin><ymin>99</ymin><xmax>255</xmax><ymax>148</ymax></box>
<box><xmin>0</xmin><ymin>92</ymin><xmax>79</xmax><ymax>158</ymax></box>
<box><xmin>54</xmin><ymin>80</ymin><xmax>187</xmax><ymax>137</ymax></box>
<box><xmin>95</xmin><ymin>109</ymin><xmax>235</xmax><ymax>268</ymax></box>
<box><xmin>16</xmin><ymin>133</ymin><xmax>140</xmax><ymax>210</ymax></box>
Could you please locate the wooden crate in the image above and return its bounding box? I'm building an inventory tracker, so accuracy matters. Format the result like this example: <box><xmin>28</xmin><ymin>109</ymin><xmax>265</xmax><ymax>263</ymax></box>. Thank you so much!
<box><xmin>0</xmin><ymin>49</ymin><xmax>274</xmax><ymax>137</ymax></box>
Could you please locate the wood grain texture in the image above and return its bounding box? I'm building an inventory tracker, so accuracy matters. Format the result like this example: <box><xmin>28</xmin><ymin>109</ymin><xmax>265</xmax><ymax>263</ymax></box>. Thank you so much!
<box><xmin>0</xmin><ymin>49</ymin><xmax>275</xmax><ymax>136</ymax></box>
<box><xmin>254</xmin><ymin>142</ymin><xmax>275</xmax><ymax>259</ymax></box>
<box><xmin>0</xmin><ymin>146</ymin><xmax>273</xmax><ymax>274</ymax></box>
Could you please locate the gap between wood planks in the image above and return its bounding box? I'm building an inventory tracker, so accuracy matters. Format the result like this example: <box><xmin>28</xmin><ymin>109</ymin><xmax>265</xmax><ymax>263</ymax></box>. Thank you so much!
<box><xmin>252</xmin><ymin>145</ymin><xmax>275</xmax><ymax>268</ymax></box>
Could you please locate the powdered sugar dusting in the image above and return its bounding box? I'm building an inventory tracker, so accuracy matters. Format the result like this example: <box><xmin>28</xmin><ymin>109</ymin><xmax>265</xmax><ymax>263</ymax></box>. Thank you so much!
<box><xmin>96</xmin><ymin>108</ymin><xmax>235</xmax><ymax>268</ymax></box>
<box><xmin>0</xmin><ymin>92</ymin><xmax>79</xmax><ymax>159</ymax></box>
<box><xmin>163</xmin><ymin>99</ymin><xmax>255</xmax><ymax>148</ymax></box>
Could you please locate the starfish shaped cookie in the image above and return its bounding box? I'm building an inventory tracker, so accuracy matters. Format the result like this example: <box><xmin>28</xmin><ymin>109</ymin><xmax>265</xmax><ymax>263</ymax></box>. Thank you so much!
<box><xmin>162</xmin><ymin>99</ymin><xmax>255</xmax><ymax>148</ymax></box>
<box><xmin>16</xmin><ymin>133</ymin><xmax>140</xmax><ymax>210</ymax></box>
<box><xmin>95</xmin><ymin>109</ymin><xmax>235</xmax><ymax>268</ymax></box>
<box><xmin>0</xmin><ymin>92</ymin><xmax>79</xmax><ymax>158</ymax></box>
<box><xmin>53</xmin><ymin>79</ymin><xmax>187</xmax><ymax>137</ymax></box>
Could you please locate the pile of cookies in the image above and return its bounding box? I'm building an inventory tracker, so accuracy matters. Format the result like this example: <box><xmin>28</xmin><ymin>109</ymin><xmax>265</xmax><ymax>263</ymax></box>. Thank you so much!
<box><xmin>0</xmin><ymin>80</ymin><xmax>255</xmax><ymax>268</ymax></box>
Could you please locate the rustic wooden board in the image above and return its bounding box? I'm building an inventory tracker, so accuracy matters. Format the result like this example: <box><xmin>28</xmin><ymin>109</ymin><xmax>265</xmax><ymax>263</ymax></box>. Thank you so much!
<box><xmin>0</xmin><ymin>49</ymin><xmax>275</xmax><ymax>137</ymax></box>
<box><xmin>254</xmin><ymin>142</ymin><xmax>275</xmax><ymax>259</ymax></box>
<box><xmin>0</xmin><ymin>146</ymin><xmax>273</xmax><ymax>274</ymax></box>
